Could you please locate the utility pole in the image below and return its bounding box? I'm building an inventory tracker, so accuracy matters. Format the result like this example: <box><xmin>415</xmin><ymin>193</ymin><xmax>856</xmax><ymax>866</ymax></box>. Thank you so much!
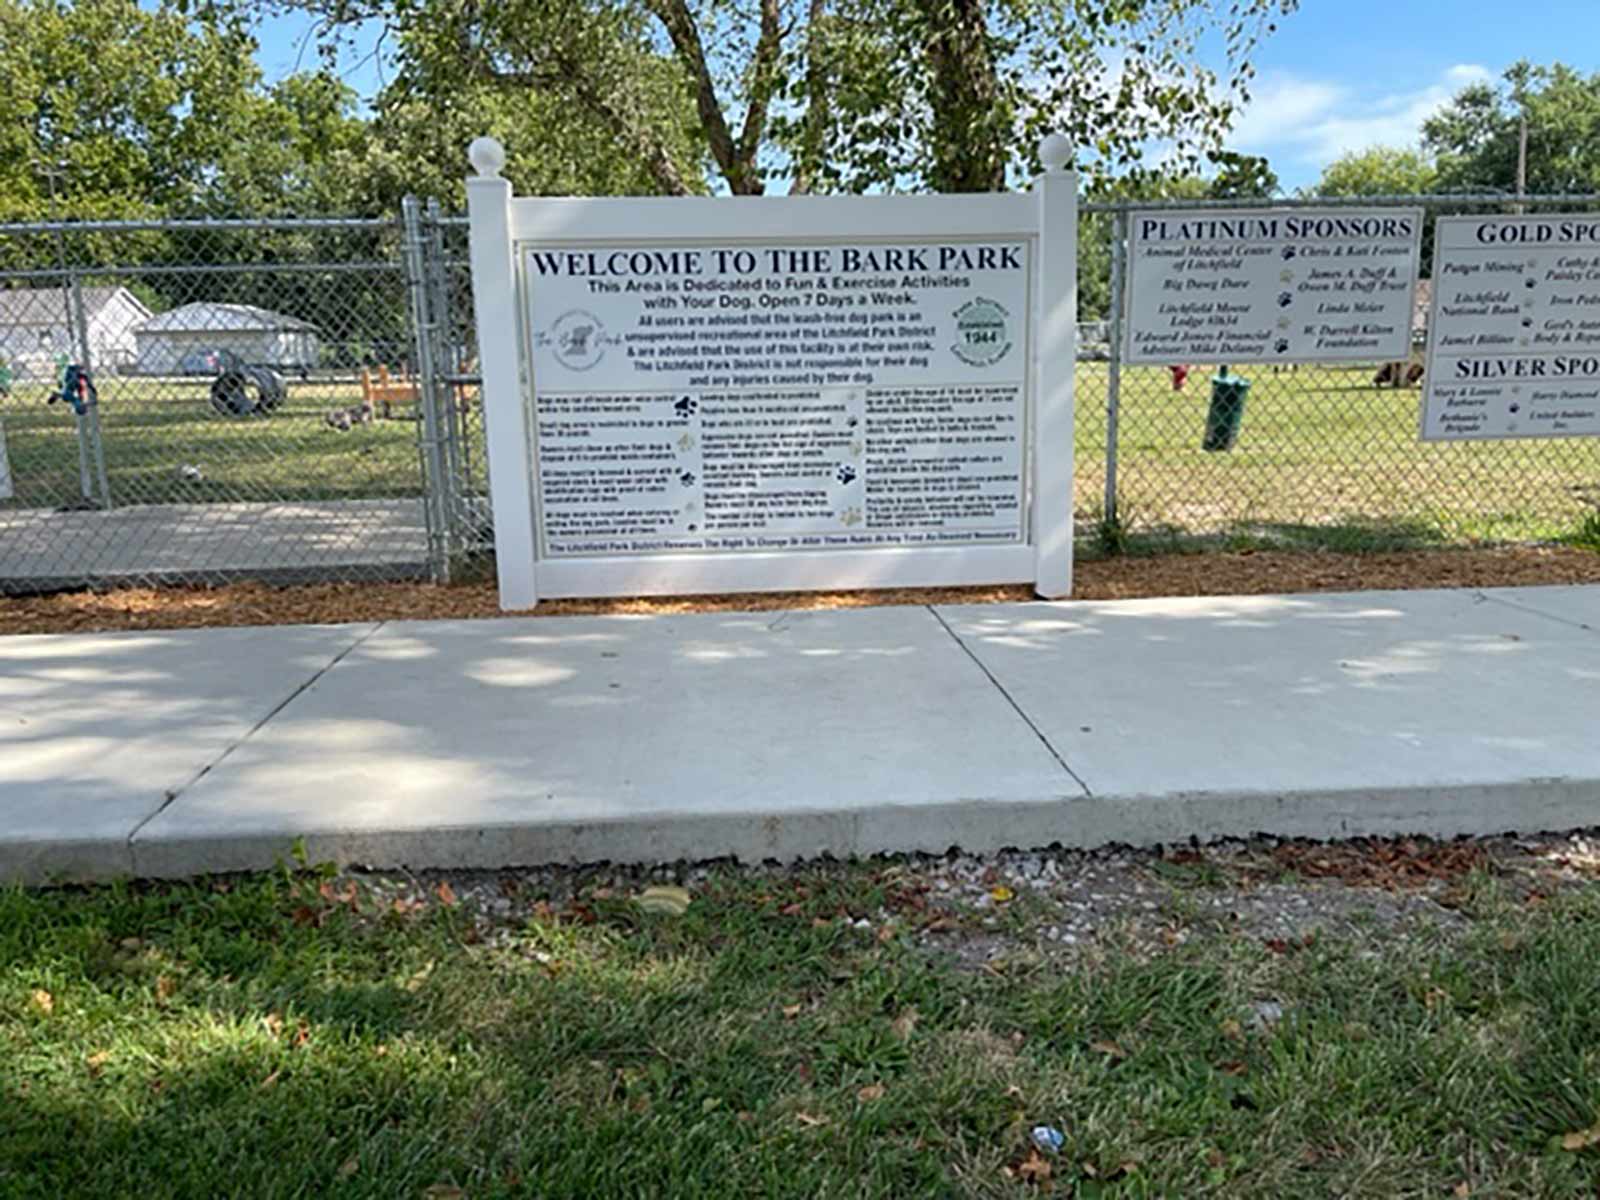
<box><xmin>1516</xmin><ymin>110</ymin><xmax>1529</xmax><ymax>212</ymax></box>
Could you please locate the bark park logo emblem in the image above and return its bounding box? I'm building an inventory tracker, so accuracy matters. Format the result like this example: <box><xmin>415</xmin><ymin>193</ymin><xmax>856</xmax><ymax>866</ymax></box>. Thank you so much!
<box><xmin>549</xmin><ymin>309</ymin><xmax>606</xmax><ymax>371</ymax></box>
<box><xmin>952</xmin><ymin>298</ymin><xmax>1012</xmax><ymax>367</ymax></box>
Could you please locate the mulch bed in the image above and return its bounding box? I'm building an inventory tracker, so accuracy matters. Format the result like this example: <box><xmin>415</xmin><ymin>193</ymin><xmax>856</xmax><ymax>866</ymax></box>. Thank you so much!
<box><xmin>2</xmin><ymin>545</ymin><xmax>1597</xmax><ymax>636</ymax></box>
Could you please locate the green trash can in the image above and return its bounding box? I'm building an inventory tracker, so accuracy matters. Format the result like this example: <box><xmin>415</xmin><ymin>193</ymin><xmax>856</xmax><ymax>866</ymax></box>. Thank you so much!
<box><xmin>1202</xmin><ymin>366</ymin><xmax>1250</xmax><ymax>452</ymax></box>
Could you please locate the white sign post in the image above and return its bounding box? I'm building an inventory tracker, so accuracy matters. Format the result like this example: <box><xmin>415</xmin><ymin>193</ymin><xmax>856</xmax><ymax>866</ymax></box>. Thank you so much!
<box><xmin>1422</xmin><ymin>214</ymin><xmax>1600</xmax><ymax>440</ymax></box>
<box><xmin>1123</xmin><ymin>208</ymin><xmax>1422</xmax><ymax>365</ymax></box>
<box><xmin>466</xmin><ymin>135</ymin><xmax>1078</xmax><ymax>609</ymax></box>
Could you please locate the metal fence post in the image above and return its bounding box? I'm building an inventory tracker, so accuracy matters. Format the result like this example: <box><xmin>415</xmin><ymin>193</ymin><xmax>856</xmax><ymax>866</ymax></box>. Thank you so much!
<box><xmin>402</xmin><ymin>195</ymin><xmax>452</xmax><ymax>583</ymax></box>
<box><xmin>68</xmin><ymin>272</ymin><xmax>113</xmax><ymax>509</ymax></box>
<box><xmin>425</xmin><ymin>197</ymin><xmax>468</xmax><ymax>541</ymax></box>
<box><xmin>1102</xmin><ymin>208</ymin><xmax>1127</xmax><ymax>529</ymax></box>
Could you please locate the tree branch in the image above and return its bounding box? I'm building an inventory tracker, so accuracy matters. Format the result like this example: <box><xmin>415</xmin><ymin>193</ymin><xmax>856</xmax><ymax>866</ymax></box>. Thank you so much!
<box><xmin>790</xmin><ymin>0</ymin><xmax>829</xmax><ymax>195</ymax></box>
<box><xmin>646</xmin><ymin>0</ymin><xmax>760</xmax><ymax>193</ymax></box>
<box><xmin>736</xmin><ymin>0</ymin><xmax>782</xmax><ymax>169</ymax></box>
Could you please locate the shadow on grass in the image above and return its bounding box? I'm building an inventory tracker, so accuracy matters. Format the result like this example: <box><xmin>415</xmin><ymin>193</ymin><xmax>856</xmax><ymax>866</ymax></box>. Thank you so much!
<box><xmin>1109</xmin><ymin>515</ymin><xmax>1455</xmax><ymax>557</ymax></box>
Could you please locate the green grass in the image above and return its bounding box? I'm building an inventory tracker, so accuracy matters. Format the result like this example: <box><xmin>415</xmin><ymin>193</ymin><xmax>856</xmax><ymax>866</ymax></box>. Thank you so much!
<box><xmin>1</xmin><ymin>376</ymin><xmax>425</xmax><ymax>509</ymax></box>
<box><xmin>7</xmin><ymin>862</ymin><xmax>1600</xmax><ymax>1197</ymax></box>
<box><xmin>1075</xmin><ymin>363</ymin><xmax>1600</xmax><ymax>552</ymax></box>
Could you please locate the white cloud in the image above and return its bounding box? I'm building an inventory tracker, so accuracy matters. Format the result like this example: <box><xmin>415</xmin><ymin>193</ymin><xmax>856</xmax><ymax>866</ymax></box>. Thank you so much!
<box><xmin>1229</xmin><ymin>63</ymin><xmax>1494</xmax><ymax>166</ymax></box>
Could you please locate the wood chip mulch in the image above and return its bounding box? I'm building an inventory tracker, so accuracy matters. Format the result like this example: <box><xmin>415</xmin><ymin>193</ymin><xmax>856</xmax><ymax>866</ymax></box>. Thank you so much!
<box><xmin>1</xmin><ymin>545</ymin><xmax>1596</xmax><ymax>636</ymax></box>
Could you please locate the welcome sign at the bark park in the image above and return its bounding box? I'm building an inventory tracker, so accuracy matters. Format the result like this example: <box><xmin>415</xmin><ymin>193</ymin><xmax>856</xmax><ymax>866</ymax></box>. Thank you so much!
<box><xmin>466</xmin><ymin>136</ymin><xmax>1078</xmax><ymax>609</ymax></box>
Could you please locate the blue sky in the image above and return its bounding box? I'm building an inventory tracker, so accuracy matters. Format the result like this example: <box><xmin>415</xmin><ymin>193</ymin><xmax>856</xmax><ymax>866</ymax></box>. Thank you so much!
<box><xmin>251</xmin><ymin>0</ymin><xmax>1600</xmax><ymax>192</ymax></box>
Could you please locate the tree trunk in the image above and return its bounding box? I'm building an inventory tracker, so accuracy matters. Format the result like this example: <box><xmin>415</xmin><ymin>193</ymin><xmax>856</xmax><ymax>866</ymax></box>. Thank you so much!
<box><xmin>916</xmin><ymin>0</ymin><xmax>1005</xmax><ymax>193</ymax></box>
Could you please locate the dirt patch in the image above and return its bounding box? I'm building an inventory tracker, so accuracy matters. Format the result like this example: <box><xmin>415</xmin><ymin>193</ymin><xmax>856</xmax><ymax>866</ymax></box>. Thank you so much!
<box><xmin>2</xmin><ymin>544</ymin><xmax>1596</xmax><ymax>636</ymax></box>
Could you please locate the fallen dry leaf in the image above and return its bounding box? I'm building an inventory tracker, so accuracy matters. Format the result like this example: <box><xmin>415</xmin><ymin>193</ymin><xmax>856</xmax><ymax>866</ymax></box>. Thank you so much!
<box><xmin>1090</xmin><ymin>1039</ymin><xmax>1125</xmax><ymax>1059</ymax></box>
<box><xmin>1221</xmin><ymin>1019</ymin><xmax>1244</xmax><ymax>1041</ymax></box>
<box><xmin>292</xmin><ymin>1021</ymin><xmax>311</xmax><ymax>1049</ymax></box>
<box><xmin>259</xmin><ymin>1069</ymin><xmax>281</xmax><ymax>1091</ymax></box>
<box><xmin>118</xmin><ymin>937</ymin><xmax>143</xmax><ymax>951</ymax></box>
<box><xmin>781</xmin><ymin>1004</ymin><xmax>802</xmax><ymax>1020</ymax></box>
<box><xmin>1561</xmin><ymin>1118</ymin><xmax>1600</xmax><ymax>1151</ymax></box>
<box><xmin>155</xmin><ymin>975</ymin><xmax>176</xmax><ymax>1001</ymax></box>
<box><xmin>891</xmin><ymin>1008</ymin><xmax>920</xmax><ymax>1042</ymax></box>
<box><xmin>876</xmin><ymin>924</ymin><xmax>895</xmax><ymax>944</ymax></box>
<box><xmin>435</xmin><ymin>881</ymin><xmax>459</xmax><ymax>908</ymax></box>
<box><xmin>1017</xmin><ymin>1150</ymin><xmax>1052</xmax><ymax>1183</ymax></box>
<box><xmin>85</xmin><ymin>1050</ymin><xmax>111</xmax><ymax>1075</ymax></box>
<box><xmin>404</xmin><ymin>960</ymin><xmax>436</xmax><ymax>993</ymax></box>
<box><xmin>857</xmin><ymin>1083</ymin><xmax>886</xmax><ymax>1102</ymax></box>
<box><xmin>1453</xmin><ymin>1183</ymin><xmax>1470</xmax><ymax>1198</ymax></box>
<box><xmin>780</xmin><ymin>902</ymin><xmax>804</xmax><ymax>917</ymax></box>
<box><xmin>795</xmin><ymin>1112</ymin><xmax>827</xmax><ymax>1127</ymax></box>
<box><xmin>374</xmin><ymin>1044</ymin><xmax>389</xmax><ymax>1057</ymax></box>
<box><xmin>422</xmin><ymin>1187</ymin><xmax>464</xmax><ymax>1199</ymax></box>
<box><xmin>635</xmin><ymin>885</ymin><xmax>692</xmax><ymax>916</ymax></box>
<box><xmin>1218</xmin><ymin>1059</ymin><xmax>1248</xmax><ymax>1076</ymax></box>
<box><xmin>263</xmin><ymin>1012</ymin><xmax>284</xmax><ymax>1038</ymax></box>
<box><xmin>29</xmin><ymin>989</ymin><xmax>53</xmax><ymax>1016</ymax></box>
<box><xmin>338</xmin><ymin>1158</ymin><xmax>359</xmax><ymax>1179</ymax></box>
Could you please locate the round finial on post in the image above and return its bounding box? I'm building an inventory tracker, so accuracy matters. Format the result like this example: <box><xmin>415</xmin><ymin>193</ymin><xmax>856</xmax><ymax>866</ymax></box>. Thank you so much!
<box><xmin>1038</xmin><ymin>133</ymin><xmax>1074</xmax><ymax>174</ymax></box>
<box><xmin>468</xmin><ymin>136</ymin><xmax>507</xmax><ymax>179</ymax></box>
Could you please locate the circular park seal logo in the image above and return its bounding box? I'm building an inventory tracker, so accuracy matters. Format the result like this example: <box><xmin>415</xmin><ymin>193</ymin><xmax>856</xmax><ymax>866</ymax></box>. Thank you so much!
<box><xmin>952</xmin><ymin>297</ymin><xmax>1012</xmax><ymax>367</ymax></box>
<box><xmin>549</xmin><ymin>309</ymin><xmax>606</xmax><ymax>371</ymax></box>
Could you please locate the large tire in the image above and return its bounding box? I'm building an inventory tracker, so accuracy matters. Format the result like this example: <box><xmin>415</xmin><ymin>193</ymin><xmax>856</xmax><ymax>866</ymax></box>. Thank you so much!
<box><xmin>209</xmin><ymin>365</ymin><xmax>286</xmax><ymax>417</ymax></box>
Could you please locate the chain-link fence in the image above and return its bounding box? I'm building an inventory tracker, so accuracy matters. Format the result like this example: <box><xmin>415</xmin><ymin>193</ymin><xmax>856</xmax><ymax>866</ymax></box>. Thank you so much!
<box><xmin>1085</xmin><ymin>193</ymin><xmax>1600</xmax><ymax>553</ymax></box>
<box><xmin>0</xmin><ymin>213</ymin><xmax>467</xmax><ymax>592</ymax></box>
<box><xmin>2</xmin><ymin>195</ymin><xmax>1598</xmax><ymax>595</ymax></box>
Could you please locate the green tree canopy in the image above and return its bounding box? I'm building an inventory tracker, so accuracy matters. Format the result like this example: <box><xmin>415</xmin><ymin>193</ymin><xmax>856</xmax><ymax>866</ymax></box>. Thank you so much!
<box><xmin>1424</xmin><ymin>61</ymin><xmax>1600</xmax><ymax>194</ymax></box>
<box><xmin>214</xmin><ymin>0</ymin><xmax>1297</xmax><ymax>196</ymax></box>
<box><xmin>1312</xmin><ymin>146</ymin><xmax>1437</xmax><ymax>197</ymax></box>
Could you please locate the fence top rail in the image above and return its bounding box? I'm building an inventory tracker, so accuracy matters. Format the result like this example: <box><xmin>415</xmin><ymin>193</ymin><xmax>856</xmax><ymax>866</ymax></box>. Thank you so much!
<box><xmin>1081</xmin><ymin>192</ymin><xmax>1600</xmax><ymax>214</ymax></box>
<box><xmin>0</xmin><ymin>215</ymin><xmax>402</xmax><ymax>237</ymax></box>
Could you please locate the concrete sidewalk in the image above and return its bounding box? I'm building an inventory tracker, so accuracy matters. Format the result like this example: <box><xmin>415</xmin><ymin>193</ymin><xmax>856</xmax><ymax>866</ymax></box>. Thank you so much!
<box><xmin>2</xmin><ymin>585</ymin><xmax>1596</xmax><ymax>884</ymax></box>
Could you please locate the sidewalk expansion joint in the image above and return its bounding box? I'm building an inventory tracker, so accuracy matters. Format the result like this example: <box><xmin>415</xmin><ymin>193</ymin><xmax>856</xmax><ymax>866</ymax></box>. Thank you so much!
<box><xmin>926</xmin><ymin>606</ymin><xmax>1093</xmax><ymax>798</ymax></box>
<box><xmin>126</xmin><ymin>622</ymin><xmax>386</xmax><ymax>846</ymax></box>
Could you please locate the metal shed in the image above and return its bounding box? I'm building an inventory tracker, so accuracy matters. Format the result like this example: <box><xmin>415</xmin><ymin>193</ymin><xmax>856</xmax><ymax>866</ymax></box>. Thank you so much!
<box><xmin>133</xmin><ymin>302</ymin><xmax>321</xmax><ymax>374</ymax></box>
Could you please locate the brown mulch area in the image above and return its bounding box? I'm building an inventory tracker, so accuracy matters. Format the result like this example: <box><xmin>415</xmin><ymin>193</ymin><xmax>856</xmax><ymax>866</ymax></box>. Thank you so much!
<box><xmin>2</xmin><ymin>545</ymin><xmax>1597</xmax><ymax>636</ymax></box>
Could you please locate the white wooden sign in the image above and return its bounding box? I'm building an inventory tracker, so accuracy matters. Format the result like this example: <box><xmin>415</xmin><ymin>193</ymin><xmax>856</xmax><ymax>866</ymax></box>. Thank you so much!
<box><xmin>1124</xmin><ymin>207</ymin><xmax>1422</xmax><ymax>365</ymax></box>
<box><xmin>466</xmin><ymin>136</ymin><xmax>1078</xmax><ymax>609</ymax></box>
<box><xmin>1422</xmin><ymin>214</ymin><xmax>1600</xmax><ymax>440</ymax></box>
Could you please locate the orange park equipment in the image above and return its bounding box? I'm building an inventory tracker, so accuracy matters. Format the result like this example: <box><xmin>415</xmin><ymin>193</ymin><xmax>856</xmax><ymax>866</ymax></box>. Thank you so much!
<box><xmin>360</xmin><ymin>364</ymin><xmax>418</xmax><ymax>418</ymax></box>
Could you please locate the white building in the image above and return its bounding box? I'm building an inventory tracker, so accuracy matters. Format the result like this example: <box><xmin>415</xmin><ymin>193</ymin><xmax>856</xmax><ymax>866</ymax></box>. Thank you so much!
<box><xmin>0</xmin><ymin>286</ymin><xmax>152</xmax><ymax>378</ymax></box>
<box><xmin>133</xmin><ymin>302</ymin><xmax>321</xmax><ymax>374</ymax></box>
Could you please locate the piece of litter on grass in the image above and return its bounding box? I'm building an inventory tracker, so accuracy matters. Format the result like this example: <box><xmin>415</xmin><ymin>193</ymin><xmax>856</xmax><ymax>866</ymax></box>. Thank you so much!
<box><xmin>857</xmin><ymin>1083</ymin><xmax>886</xmax><ymax>1102</ymax></box>
<box><xmin>990</xmin><ymin>886</ymin><xmax>1014</xmax><ymax>903</ymax></box>
<box><xmin>1030</xmin><ymin>1125</ymin><xmax>1065</xmax><ymax>1155</ymax></box>
<box><xmin>634</xmin><ymin>885</ymin><xmax>692</xmax><ymax>916</ymax></box>
<box><xmin>1250</xmin><ymin>1000</ymin><xmax>1284</xmax><ymax>1028</ymax></box>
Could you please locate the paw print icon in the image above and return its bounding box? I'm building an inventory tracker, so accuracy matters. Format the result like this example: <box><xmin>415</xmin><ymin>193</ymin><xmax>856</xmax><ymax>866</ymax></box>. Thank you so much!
<box><xmin>846</xmin><ymin>415</ymin><xmax>859</xmax><ymax>429</ymax></box>
<box><xmin>1509</xmin><ymin>402</ymin><xmax>1520</xmax><ymax>414</ymax></box>
<box><xmin>1281</xmin><ymin>246</ymin><xmax>1297</xmax><ymax>261</ymax></box>
<box><xmin>679</xmin><ymin>469</ymin><xmax>696</xmax><ymax>486</ymax></box>
<box><xmin>1274</xmin><ymin>338</ymin><xmax>1290</xmax><ymax>354</ymax></box>
<box><xmin>1277</xmin><ymin>291</ymin><xmax>1293</xmax><ymax>308</ymax></box>
<box><xmin>836</xmin><ymin>464</ymin><xmax>858</xmax><ymax>485</ymax></box>
<box><xmin>1521</xmin><ymin>317</ymin><xmax>1533</xmax><ymax>328</ymax></box>
<box><xmin>674</xmin><ymin>395</ymin><xmax>698</xmax><ymax>417</ymax></box>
